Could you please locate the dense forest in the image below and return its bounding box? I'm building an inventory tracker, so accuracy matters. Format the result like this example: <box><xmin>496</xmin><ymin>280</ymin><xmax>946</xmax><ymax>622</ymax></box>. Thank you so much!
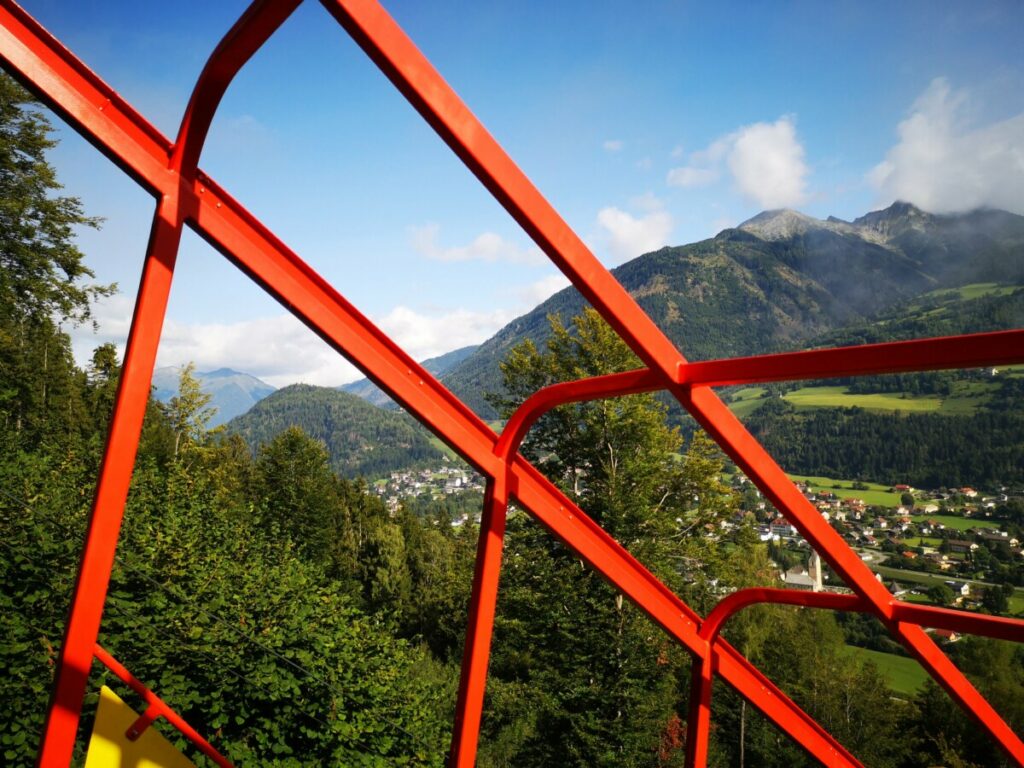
<box><xmin>1</xmin><ymin>74</ymin><xmax>1023</xmax><ymax>766</ymax></box>
<box><xmin>744</xmin><ymin>397</ymin><xmax>1024</xmax><ymax>489</ymax></box>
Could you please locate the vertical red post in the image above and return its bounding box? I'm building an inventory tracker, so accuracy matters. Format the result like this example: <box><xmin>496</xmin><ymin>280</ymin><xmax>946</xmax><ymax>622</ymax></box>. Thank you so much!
<box><xmin>449</xmin><ymin>472</ymin><xmax>509</xmax><ymax>767</ymax></box>
<box><xmin>37</xmin><ymin>189</ymin><xmax>186</xmax><ymax>767</ymax></box>
<box><xmin>684</xmin><ymin>652</ymin><xmax>714</xmax><ymax>768</ymax></box>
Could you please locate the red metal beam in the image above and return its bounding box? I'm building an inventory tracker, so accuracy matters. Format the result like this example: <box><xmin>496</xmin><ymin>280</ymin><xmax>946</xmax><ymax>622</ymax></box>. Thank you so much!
<box><xmin>0</xmin><ymin>4</ymin><xmax>861</xmax><ymax>766</ymax></box>
<box><xmin>685</xmin><ymin>588</ymin><xmax>1024</xmax><ymax>768</ymax></box>
<box><xmin>679</xmin><ymin>329</ymin><xmax>1024</xmax><ymax>387</ymax></box>
<box><xmin>497</xmin><ymin>326</ymin><xmax>1024</xmax><ymax>459</ymax></box>
<box><xmin>94</xmin><ymin>645</ymin><xmax>234</xmax><ymax>768</ymax></box>
<box><xmin>449</xmin><ymin>474</ymin><xmax>509</xmax><ymax>767</ymax></box>
<box><xmin>0</xmin><ymin>0</ymin><xmax>1019</xmax><ymax>765</ymax></box>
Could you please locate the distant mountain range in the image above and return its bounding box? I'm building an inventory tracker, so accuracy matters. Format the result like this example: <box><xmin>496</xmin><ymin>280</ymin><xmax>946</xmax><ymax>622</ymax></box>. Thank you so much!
<box><xmin>156</xmin><ymin>202</ymin><xmax>1023</xmax><ymax>482</ymax></box>
<box><xmin>443</xmin><ymin>202</ymin><xmax>1024</xmax><ymax>417</ymax></box>
<box><xmin>151</xmin><ymin>366</ymin><xmax>276</xmax><ymax>427</ymax></box>
<box><xmin>338</xmin><ymin>344</ymin><xmax>478</xmax><ymax>409</ymax></box>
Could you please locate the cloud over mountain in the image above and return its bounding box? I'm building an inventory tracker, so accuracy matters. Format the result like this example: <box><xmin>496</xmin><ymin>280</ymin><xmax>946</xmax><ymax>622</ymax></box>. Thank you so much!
<box><xmin>869</xmin><ymin>78</ymin><xmax>1024</xmax><ymax>215</ymax></box>
<box><xmin>667</xmin><ymin>116</ymin><xmax>809</xmax><ymax>208</ymax></box>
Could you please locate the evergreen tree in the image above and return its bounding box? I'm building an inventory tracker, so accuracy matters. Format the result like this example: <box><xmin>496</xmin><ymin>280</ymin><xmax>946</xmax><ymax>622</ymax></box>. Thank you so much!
<box><xmin>163</xmin><ymin>362</ymin><xmax>216</xmax><ymax>459</ymax></box>
<box><xmin>483</xmin><ymin>309</ymin><xmax>736</xmax><ymax>768</ymax></box>
<box><xmin>0</xmin><ymin>73</ymin><xmax>111</xmax><ymax>446</ymax></box>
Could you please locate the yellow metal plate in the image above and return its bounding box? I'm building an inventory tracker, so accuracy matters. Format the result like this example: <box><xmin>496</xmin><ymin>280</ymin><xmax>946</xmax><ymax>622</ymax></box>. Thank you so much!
<box><xmin>84</xmin><ymin>685</ymin><xmax>195</xmax><ymax>768</ymax></box>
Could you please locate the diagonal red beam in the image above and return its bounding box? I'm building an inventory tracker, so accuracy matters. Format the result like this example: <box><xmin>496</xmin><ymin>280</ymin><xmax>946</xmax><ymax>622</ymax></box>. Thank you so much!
<box><xmin>94</xmin><ymin>645</ymin><xmax>234</xmax><ymax>768</ymax></box>
<box><xmin>0</xmin><ymin>5</ymin><xmax>862</xmax><ymax>765</ymax></box>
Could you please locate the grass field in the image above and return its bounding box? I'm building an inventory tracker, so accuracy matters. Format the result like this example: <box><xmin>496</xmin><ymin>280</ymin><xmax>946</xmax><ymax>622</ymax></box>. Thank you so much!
<box><xmin>786</xmin><ymin>473</ymin><xmax>900</xmax><ymax>507</ymax></box>
<box><xmin>909</xmin><ymin>514</ymin><xmax>999</xmax><ymax>531</ymax></box>
<box><xmin>942</xmin><ymin>283</ymin><xmax>1018</xmax><ymax>301</ymax></box>
<box><xmin>871</xmin><ymin>565</ymin><xmax>954</xmax><ymax>588</ymax></box>
<box><xmin>728</xmin><ymin>387</ymin><xmax>768</xmax><ymax>418</ymax></box>
<box><xmin>729</xmin><ymin>374</ymin><xmax>998</xmax><ymax>418</ymax></box>
<box><xmin>1010</xmin><ymin>593</ymin><xmax>1024</xmax><ymax>616</ymax></box>
<box><xmin>426</xmin><ymin>434</ymin><xmax>459</xmax><ymax>460</ymax></box>
<box><xmin>783</xmin><ymin>386</ymin><xmax>945</xmax><ymax>414</ymax></box>
<box><xmin>846</xmin><ymin>646</ymin><xmax>928</xmax><ymax>695</ymax></box>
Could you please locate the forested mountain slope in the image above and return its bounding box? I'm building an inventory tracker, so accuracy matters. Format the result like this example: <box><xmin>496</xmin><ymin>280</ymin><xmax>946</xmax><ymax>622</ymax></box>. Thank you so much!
<box><xmin>227</xmin><ymin>384</ymin><xmax>445</xmax><ymax>478</ymax></box>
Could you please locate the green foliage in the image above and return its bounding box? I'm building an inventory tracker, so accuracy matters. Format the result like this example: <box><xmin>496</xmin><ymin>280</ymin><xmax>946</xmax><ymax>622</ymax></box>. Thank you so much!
<box><xmin>163</xmin><ymin>362</ymin><xmax>216</xmax><ymax>459</ymax></box>
<box><xmin>0</xmin><ymin>73</ymin><xmax>112</xmax><ymax>450</ymax></box>
<box><xmin>480</xmin><ymin>309</ymin><xmax>739</xmax><ymax>767</ymax></box>
<box><xmin>746</xmin><ymin>404</ymin><xmax>1024</xmax><ymax>487</ymax></box>
<box><xmin>927</xmin><ymin>583</ymin><xmax>955</xmax><ymax>606</ymax></box>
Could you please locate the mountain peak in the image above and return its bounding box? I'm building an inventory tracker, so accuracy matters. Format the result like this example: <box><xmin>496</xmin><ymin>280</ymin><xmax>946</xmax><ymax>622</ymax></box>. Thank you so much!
<box><xmin>853</xmin><ymin>201</ymin><xmax>929</xmax><ymax>233</ymax></box>
<box><xmin>737</xmin><ymin>209</ymin><xmax>824</xmax><ymax>240</ymax></box>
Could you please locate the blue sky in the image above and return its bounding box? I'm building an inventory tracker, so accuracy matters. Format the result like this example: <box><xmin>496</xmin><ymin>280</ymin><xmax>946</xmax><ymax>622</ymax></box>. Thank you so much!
<box><xmin>22</xmin><ymin>0</ymin><xmax>1024</xmax><ymax>386</ymax></box>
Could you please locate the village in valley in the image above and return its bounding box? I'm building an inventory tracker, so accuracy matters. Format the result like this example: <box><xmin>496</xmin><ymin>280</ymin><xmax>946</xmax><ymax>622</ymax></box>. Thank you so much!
<box><xmin>372</xmin><ymin>461</ymin><xmax>486</xmax><ymax>514</ymax></box>
<box><xmin>729</xmin><ymin>475</ymin><xmax>1024</xmax><ymax>622</ymax></box>
<box><xmin>371</xmin><ymin>458</ymin><xmax>1024</xmax><ymax>624</ymax></box>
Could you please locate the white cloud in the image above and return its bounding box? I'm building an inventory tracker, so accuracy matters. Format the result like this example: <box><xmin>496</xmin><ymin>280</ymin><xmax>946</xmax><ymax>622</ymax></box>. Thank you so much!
<box><xmin>667</xmin><ymin>117</ymin><xmax>809</xmax><ymax>208</ymax></box>
<box><xmin>375</xmin><ymin>305</ymin><xmax>515</xmax><ymax>363</ymax></box>
<box><xmin>868</xmin><ymin>78</ymin><xmax>1024</xmax><ymax>214</ymax></box>
<box><xmin>597</xmin><ymin>196</ymin><xmax>673</xmax><ymax>265</ymax></box>
<box><xmin>727</xmin><ymin>118</ymin><xmax>808</xmax><ymax>207</ymax></box>
<box><xmin>603</xmin><ymin>139</ymin><xmax>624</xmax><ymax>152</ymax></box>
<box><xmin>666</xmin><ymin>166</ymin><xmax>718</xmax><ymax>188</ymax></box>
<box><xmin>410</xmin><ymin>223</ymin><xmax>544</xmax><ymax>265</ymax></box>
<box><xmin>71</xmin><ymin>294</ymin><xmax>515</xmax><ymax>388</ymax></box>
<box><xmin>517</xmin><ymin>273</ymin><xmax>571</xmax><ymax>305</ymax></box>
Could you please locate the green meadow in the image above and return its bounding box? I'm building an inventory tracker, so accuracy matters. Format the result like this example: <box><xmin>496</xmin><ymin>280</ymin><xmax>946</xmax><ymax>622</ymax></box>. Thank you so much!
<box><xmin>846</xmin><ymin>646</ymin><xmax>928</xmax><ymax>696</ymax></box>
<box><xmin>786</xmin><ymin>473</ymin><xmax>900</xmax><ymax>507</ymax></box>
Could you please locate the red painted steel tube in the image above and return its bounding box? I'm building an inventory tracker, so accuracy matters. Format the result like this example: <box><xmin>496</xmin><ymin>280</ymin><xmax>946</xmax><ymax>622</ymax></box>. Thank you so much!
<box><xmin>450</xmin><ymin>474</ymin><xmax>509</xmax><ymax>767</ymax></box>
<box><xmin>172</xmin><ymin>0</ymin><xmax>301</xmax><ymax>174</ymax></box>
<box><xmin>0</xmin><ymin>15</ymin><xmax>859</xmax><ymax>763</ymax></box>
<box><xmin>36</xmin><ymin>193</ymin><xmax>184</xmax><ymax>768</ymax></box>
<box><xmin>684</xmin><ymin>645</ymin><xmax>715</xmax><ymax>768</ymax></box>
<box><xmin>679</xmin><ymin>329</ymin><xmax>1024</xmax><ymax>387</ymax></box>
<box><xmin>309</xmin><ymin>6</ymin><xmax>1021</xmax><ymax>758</ymax></box>
<box><xmin>94</xmin><ymin>645</ymin><xmax>234</xmax><ymax>768</ymax></box>
<box><xmin>892</xmin><ymin>602</ymin><xmax>1024</xmax><ymax>643</ymax></box>
<box><xmin>32</xmin><ymin>3</ymin><xmax>297</xmax><ymax>763</ymax></box>
<box><xmin>701</xmin><ymin>589</ymin><xmax>867</xmax><ymax>647</ymax></box>
<box><xmin>501</xmin><ymin>325</ymin><xmax>1024</xmax><ymax>464</ymax></box>
<box><xmin>685</xmin><ymin>587</ymin><xmax>1024</xmax><ymax>768</ymax></box>
<box><xmin>698</xmin><ymin>587</ymin><xmax>1024</xmax><ymax>648</ymax></box>
<box><xmin>1</xmin><ymin>0</ymin><xmax>1015</xmax><ymax>763</ymax></box>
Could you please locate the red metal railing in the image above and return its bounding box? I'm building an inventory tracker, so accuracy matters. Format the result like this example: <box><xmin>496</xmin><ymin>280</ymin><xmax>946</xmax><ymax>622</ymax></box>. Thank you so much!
<box><xmin>93</xmin><ymin>645</ymin><xmax>234</xmax><ymax>767</ymax></box>
<box><xmin>0</xmin><ymin>1</ymin><xmax>1020</xmax><ymax>766</ymax></box>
